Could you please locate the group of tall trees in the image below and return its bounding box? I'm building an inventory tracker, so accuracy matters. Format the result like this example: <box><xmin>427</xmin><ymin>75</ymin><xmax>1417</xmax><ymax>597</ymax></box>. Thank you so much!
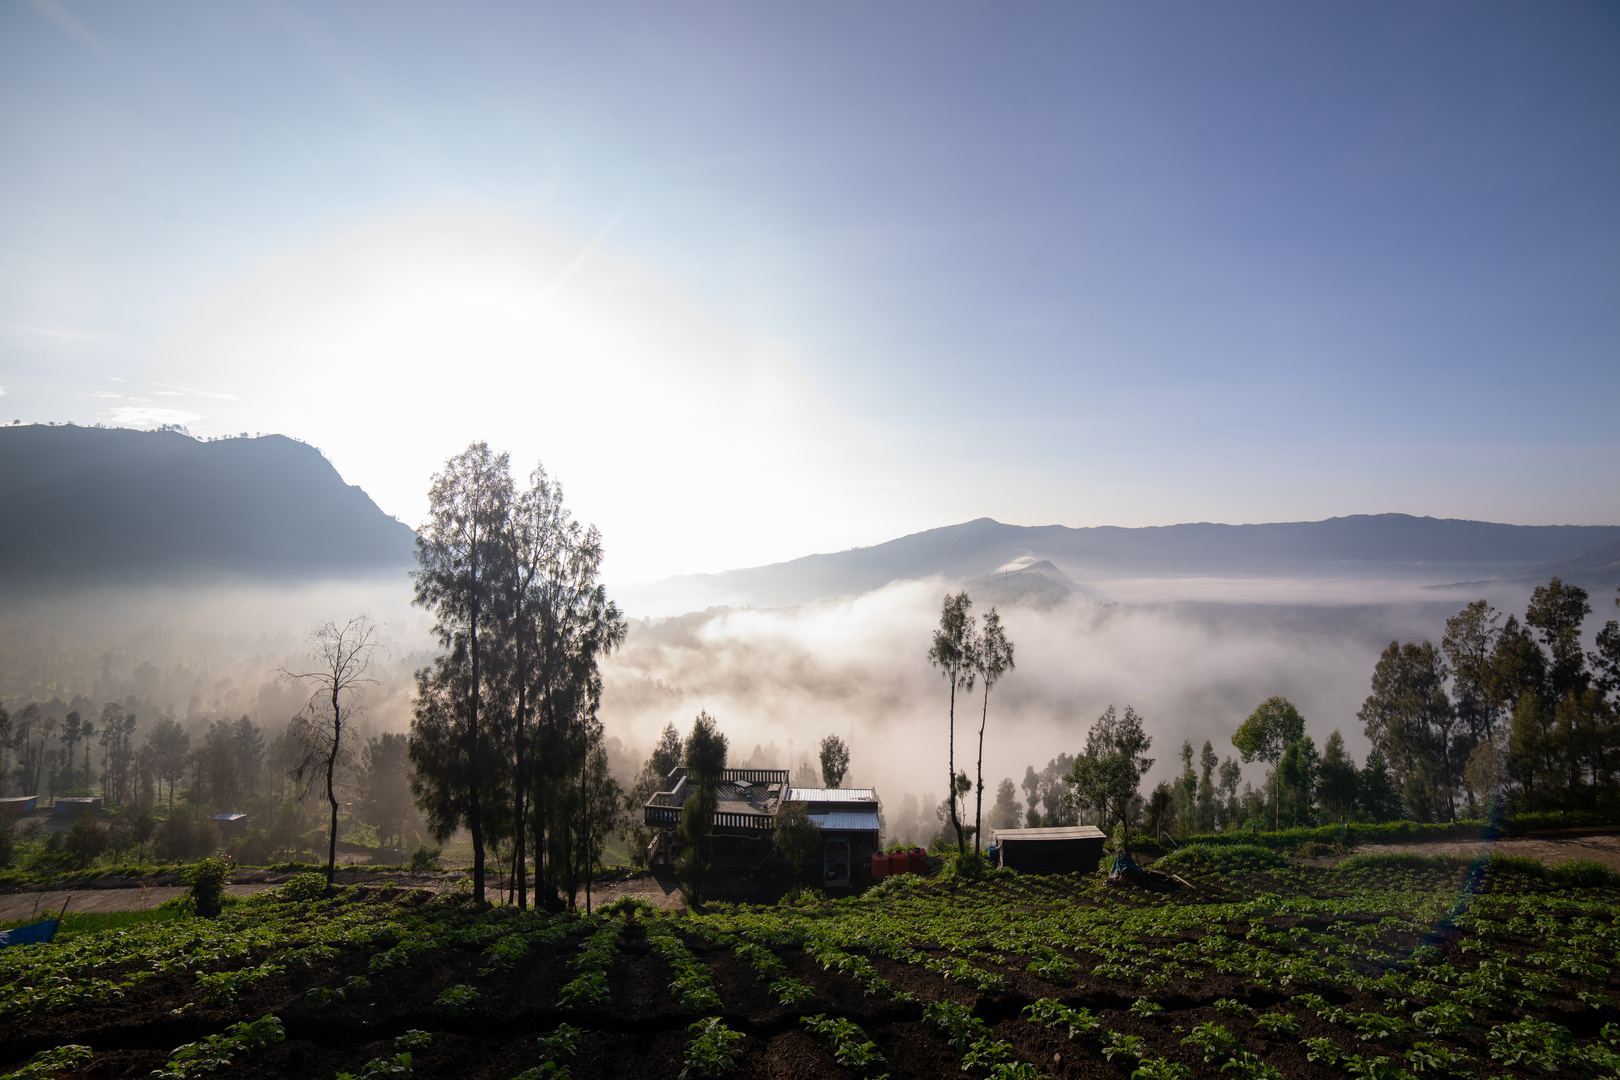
<box><xmin>928</xmin><ymin>592</ymin><xmax>1015</xmax><ymax>856</ymax></box>
<box><xmin>407</xmin><ymin>443</ymin><xmax>627</xmax><ymax>908</ymax></box>
<box><xmin>1362</xmin><ymin>578</ymin><xmax>1620</xmax><ymax>819</ymax></box>
<box><xmin>996</xmin><ymin>577</ymin><xmax>1620</xmax><ymax>843</ymax></box>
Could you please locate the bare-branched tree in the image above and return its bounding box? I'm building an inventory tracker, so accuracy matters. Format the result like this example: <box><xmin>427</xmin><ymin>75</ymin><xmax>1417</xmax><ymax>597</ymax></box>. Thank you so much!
<box><xmin>284</xmin><ymin>615</ymin><xmax>381</xmax><ymax>887</ymax></box>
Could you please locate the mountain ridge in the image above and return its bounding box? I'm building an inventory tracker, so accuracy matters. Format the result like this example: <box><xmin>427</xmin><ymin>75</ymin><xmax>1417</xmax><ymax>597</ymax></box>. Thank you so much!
<box><xmin>623</xmin><ymin>514</ymin><xmax>1620</xmax><ymax>613</ymax></box>
<box><xmin>0</xmin><ymin>424</ymin><xmax>416</xmax><ymax>590</ymax></box>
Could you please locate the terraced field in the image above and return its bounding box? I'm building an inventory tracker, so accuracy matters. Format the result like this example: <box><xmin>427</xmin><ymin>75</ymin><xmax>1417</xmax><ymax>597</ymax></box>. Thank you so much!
<box><xmin>3</xmin><ymin>850</ymin><xmax>1618</xmax><ymax>1080</ymax></box>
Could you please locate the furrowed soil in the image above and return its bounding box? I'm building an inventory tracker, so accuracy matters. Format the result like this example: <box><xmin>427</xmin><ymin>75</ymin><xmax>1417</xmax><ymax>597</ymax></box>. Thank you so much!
<box><xmin>2</xmin><ymin>859</ymin><xmax>1618</xmax><ymax>1080</ymax></box>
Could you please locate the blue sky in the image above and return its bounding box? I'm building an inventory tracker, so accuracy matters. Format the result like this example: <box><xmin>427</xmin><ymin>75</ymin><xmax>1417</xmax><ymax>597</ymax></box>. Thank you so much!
<box><xmin>2</xmin><ymin>1</ymin><xmax>1617</xmax><ymax>581</ymax></box>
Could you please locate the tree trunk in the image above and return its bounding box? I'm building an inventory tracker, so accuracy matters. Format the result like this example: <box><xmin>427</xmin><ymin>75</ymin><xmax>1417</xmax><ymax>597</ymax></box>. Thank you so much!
<box><xmin>947</xmin><ymin>673</ymin><xmax>963</xmax><ymax>855</ymax></box>
<box><xmin>325</xmin><ymin>688</ymin><xmax>341</xmax><ymax>887</ymax></box>
<box><xmin>514</xmin><ymin>669</ymin><xmax>528</xmax><ymax>910</ymax></box>
<box><xmin>974</xmin><ymin>681</ymin><xmax>989</xmax><ymax>856</ymax></box>
<box><xmin>469</xmin><ymin>594</ymin><xmax>485</xmax><ymax>903</ymax></box>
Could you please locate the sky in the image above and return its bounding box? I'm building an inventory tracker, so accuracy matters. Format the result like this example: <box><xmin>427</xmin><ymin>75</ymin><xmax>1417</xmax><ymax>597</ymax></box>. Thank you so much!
<box><xmin>3</xmin><ymin>1</ymin><xmax>1618</xmax><ymax>584</ymax></box>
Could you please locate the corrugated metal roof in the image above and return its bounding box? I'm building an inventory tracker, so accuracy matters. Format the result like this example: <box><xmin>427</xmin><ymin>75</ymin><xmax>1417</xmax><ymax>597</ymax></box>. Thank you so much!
<box><xmin>993</xmin><ymin>826</ymin><xmax>1106</xmax><ymax>841</ymax></box>
<box><xmin>788</xmin><ymin>787</ymin><xmax>877</xmax><ymax>803</ymax></box>
<box><xmin>808</xmin><ymin>811</ymin><xmax>881</xmax><ymax>832</ymax></box>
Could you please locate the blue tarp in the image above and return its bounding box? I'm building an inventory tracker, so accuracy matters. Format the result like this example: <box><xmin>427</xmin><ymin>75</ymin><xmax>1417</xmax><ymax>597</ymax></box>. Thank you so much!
<box><xmin>0</xmin><ymin>919</ymin><xmax>62</xmax><ymax>949</ymax></box>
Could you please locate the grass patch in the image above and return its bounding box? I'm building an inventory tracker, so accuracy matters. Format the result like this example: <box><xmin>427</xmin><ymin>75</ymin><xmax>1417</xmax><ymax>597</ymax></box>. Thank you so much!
<box><xmin>0</xmin><ymin>905</ymin><xmax>188</xmax><ymax>938</ymax></box>
<box><xmin>1335</xmin><ymin>852</ymin><xmax>1469</xmax><ymax>873</ymax></box>
<box><xmin>1155</xmin><ymin>843</ymin><xmax>1284</xmax><ymax>871</ymax></box>
<box><xmin>1547</xmin><ymin>859</ymin><xmax>1617</xmax><ymax>888</ymax></box>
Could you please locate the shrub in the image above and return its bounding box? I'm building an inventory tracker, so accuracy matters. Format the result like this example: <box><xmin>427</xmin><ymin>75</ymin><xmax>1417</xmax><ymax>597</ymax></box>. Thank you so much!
<box><xmin>0</xmin><ymin>814</ymin><xmax>16</xmax><ymax>869</ymax></box>
<box><xmin>951</xmin><ymin>850</ymin><xmax>988</xmax><ymax>880</ymax></box>
<box><xmin>152</xmin><ymin>805</ymin><xmax>220</xmax><ymax>863</ymax></box>
<box><xmin>407</xmin><ymin>843</ymin><xmax>442</xmax><ymax>872</ymax></box>
<box><xmin>597</xmin><ymin>895</ymin><xmax>656</xmax><ymax>918</ymax></box>
<box><xmin>1156</xmin><ymin>844</ymin><xmax>1284</xmax><ymax>871</ymax></box>
<box><xmin>63</xmin><ymin>814</ymin><xmax>108</xmax><ymax>868</ymax></box>
<box><xmin>281</xmin><ymin>871</ymin><xmax>329</xmax><ymax>902</ymax></box>
<box><xmin>187</xmin><ymin>857</ymin><xmax>232</xmax><ymax>918</ymax></box>
<box><xmin>232</xmin><ymin>830</ymin><xmax>271</xmax><ymax>866</ymax></box>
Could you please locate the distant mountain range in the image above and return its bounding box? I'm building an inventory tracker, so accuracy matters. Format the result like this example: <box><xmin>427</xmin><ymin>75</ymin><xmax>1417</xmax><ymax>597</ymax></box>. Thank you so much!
<box><xmin>622</xmin><ymin>515</ymin><xmax>1620</xmax><ymax>613</ymax></box>
<box><xmin>0</xmin><ymin>425</ymin><xmax>416</xmax><ymax>590</ymax></box>
<box><xmin>4</xmin><ymin>425</ymin><xmax>1617</xmax><ymax>609</ymax></box>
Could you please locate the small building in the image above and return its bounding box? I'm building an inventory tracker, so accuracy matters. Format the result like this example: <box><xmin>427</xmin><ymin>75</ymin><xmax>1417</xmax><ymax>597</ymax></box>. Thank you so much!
<box><xmin>51</xmin><ymin>796</ymin><xmax>102</xmax><ymax>818</ymax></box>
<box><xmin>0</xmin><ymin>796</ymin><xmax>37</xmax><ymax>818</ymax></box>
<box><xmin>787</xmin><ymin>787</ymin><xmax>882</xmax><ymax>888</ymax></box>
<box><xmin>211</xmin><ymin>813</ymin><xmax>248</xmax><ymax>839</ymax></box>
<box><xmin>642</xmin><ymin>769</ymin><xmax>884</xmax><ymax>888</ymax></box>
<box><xmin>992</xmin><ymin>825</ymin><xmax>1107</xmax><ymax>874</ymax></box>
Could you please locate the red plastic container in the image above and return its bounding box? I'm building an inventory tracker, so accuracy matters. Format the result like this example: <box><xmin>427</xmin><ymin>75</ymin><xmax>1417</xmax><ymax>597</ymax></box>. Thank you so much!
<box><xmin>889</xmin><ymin>851</ymin><xmax>908</xmax><ymax>875</ymax></box>
<box><xmin>870</xmin><ymin>852</ymin><xmax>889</xmax><ymax>880</ymax></box>
<box><xmin>908</xmin><ymin>848</ymin><xmax>927</xmax><ymax>874</ymax></box>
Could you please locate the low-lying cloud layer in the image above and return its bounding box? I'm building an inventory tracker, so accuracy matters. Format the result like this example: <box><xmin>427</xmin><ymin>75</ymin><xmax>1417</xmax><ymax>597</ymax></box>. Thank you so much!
<box><xmin>598</xmin><ymin>577</ymin><xmax>1484</xmax><ymax>807</ymax></box>
<box><xmin>2</xmin><ymin>572</ymin><xmax>1529</xmax><ymax>827</ymax></box>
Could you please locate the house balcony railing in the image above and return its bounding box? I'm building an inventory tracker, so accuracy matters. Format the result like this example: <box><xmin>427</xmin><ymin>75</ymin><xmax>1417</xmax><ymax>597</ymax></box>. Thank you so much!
<box><xmin>643</xmin><ymin>805</ymin><xmax>777</xmax><ymax>831</ymax></box>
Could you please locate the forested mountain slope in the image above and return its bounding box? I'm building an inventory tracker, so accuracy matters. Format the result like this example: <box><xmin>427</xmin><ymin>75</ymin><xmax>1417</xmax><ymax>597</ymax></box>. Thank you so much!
<box><xmin>0</xmin><ymin>425</ymin><xmax>415</xmax><ymax>589</ymax></box>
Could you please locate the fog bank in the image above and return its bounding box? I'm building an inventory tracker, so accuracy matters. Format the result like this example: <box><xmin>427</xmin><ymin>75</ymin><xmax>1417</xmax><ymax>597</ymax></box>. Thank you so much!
<box><xmin>598</xmin><ymin>576</ymin><xmax>1503</xmax><ymax>808</ymax></box>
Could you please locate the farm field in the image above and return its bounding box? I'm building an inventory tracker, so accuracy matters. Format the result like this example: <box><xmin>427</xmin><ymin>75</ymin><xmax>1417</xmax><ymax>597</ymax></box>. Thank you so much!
<box><xmin>3</xmin><ymin>851</ymin><xmax>1619</xmax><ymax>1080</ymax></box>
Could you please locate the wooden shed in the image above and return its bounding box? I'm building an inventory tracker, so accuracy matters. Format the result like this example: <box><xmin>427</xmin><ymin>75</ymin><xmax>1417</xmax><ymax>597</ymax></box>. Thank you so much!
<box><xmin>991</xmin><ymin>825</ymin><xmax>1107</xmax><ymax>874</ymax></box>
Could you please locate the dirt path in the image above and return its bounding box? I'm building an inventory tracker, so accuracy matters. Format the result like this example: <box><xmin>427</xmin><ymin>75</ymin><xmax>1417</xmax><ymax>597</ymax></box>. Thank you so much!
<box><xmin>0</xmin><ymin>868</ymin><xmax>459</xmax><ymax>923</ymax></box>
<box><xmin>1348</xmin><ymin>829</ymin><xmax>1620</xmax><ymax>870</ymax></box>
<box><xmin>0</xmin><ymin>884</ymin><xmax>279</xmax><ymax>922</ymax></box>
<box><xmin>583</xmin><ymin>868</ymin><xmax>686</xmax><ymax>910</ymax></box>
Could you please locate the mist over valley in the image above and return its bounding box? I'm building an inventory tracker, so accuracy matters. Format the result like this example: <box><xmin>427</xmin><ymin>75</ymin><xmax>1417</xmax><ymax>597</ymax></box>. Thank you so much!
<box><xmin>4</xmin><ymin>424</ymin><xmax>1614</xmax><ymax>835</ymax></box>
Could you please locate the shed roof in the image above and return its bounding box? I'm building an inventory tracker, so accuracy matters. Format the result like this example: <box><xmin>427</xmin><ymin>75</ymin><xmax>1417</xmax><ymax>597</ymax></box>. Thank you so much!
<box><xmin>808</xmin><ymin>811</ymin><xmax>881</xmax><ymax>832</ymax></box>
<box><xmin>787</xmin><ymin>787</ymin><xmax>877</xmax><ymax>803</ymax></box>
<box><xmin>993</xmin><ymin>826</ymin><xmax>1106</xmax><ymax>842</ymax></box>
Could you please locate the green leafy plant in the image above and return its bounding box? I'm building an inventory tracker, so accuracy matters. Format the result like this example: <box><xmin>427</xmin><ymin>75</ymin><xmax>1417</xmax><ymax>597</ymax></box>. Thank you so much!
<box><xmin>194</xmin><ymin>959</ymin><xmax>284</xmax><ymax>1004</ymax></box>
<box><xmin>1404</xmin><ymin>1041</ymin><xmax>1472</xmax><ymax>1076</ymax></box>
<box><xmin>1022</xmin><ymin>998</ymin><xmax>1102</xmax><ymax>1040</ymax></box>
<box><xmin>681</xmin><ymin>1017</ymin><xmax>745</xmax><ymax>1080</ymax></box>
<box><xmin>1486</xmin><ymin>1017</ymin><xmax>1582</xmax><ymax>1073</ymax></box>
<box><xmin>395</xmin><ymin>1031</ymin><xmax>433</xmax><ymax>1051</ymax></box>
<box><xmin>1103</xmin><ymin>1033</ymin><xmax>1150</xmax><ymax>1063</ymax></box>
<box><xmin>2</xmin><ymin>1045</ymin><xmax>93</xmax><ymax>1080</ymax></box>
<box><xmin>1219</xmin><ymin>1050</ymin><xmax>1283</xmax><ymax>1080</ymax></box>
<box><xmin>802</xmin><ymin>1014</ymin><xmax>886</xmax><ymax>1073</ymax></box>
<box><xmin>924</xmin><ymin>999</ymin><xmax>990</xmax><ymax>1052</ymax></box>
<box><xmin>149</xmin><ymin>1014</ymin><xmax>285</xmax><ymax>1079</ymax></box>
<box><xmin>1181</xmin><ymin>1022</ymin><xmax>1240</xmax><ymax>1065</ymax></box>
<box><xmin>1131</xmin><ymin>997</ymin><xmax>1165</xmax><ymax>1015</ymax></box>
<box><xmin>1302</xmin><ymin>1037</ymin><xmax>1342</xmax><ymax>1066</ymax></box>
<box><xmin>185</xmin><ymin>857</ymin><xmax>232</xmax><ymax>918</ymax></box>
<box><xmin>769</xmin><ymin>976</ymin><xmax>815</xmax><ymax>1009</ymax></box>
<box><xmin>281</xmin><ymin>872</ymin><xmax>328</xmax><ymax>902</ymax></box>
<box><xmin>1254</xmin><ymin>1012</ymin><xmax>1300</xmax><ymax>1039</ymax></box>
<box><xmin>1213</xmin><ymin>998</ymin><xmax>1250</xmax><ymax>1016</ymax></box>
<box><xmin>434</xmin><ymin>984</ymin><xmax>480</xmax><ymax>1015</ymax></box>
<box><xmin>536</xmin><ymin>1023</ymin><xmax>581</xmax><ymax>1062</ymax></box>
<box><xmin>336</xmin><ymin>1052</ymin><xmax>413</xmax><ymax>1080</ymax></box>
<box><xmin>1411</xmin><ymin>1002</ymin><xmax>1474</xmax><ymax>1036</ymax></box>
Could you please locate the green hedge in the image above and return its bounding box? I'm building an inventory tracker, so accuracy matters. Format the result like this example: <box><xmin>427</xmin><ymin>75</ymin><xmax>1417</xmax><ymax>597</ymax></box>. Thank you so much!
<box><xmin>1173</xmin><ymin>806</ymin><xmax>1620</xmax><ymax>852</ymax></box>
